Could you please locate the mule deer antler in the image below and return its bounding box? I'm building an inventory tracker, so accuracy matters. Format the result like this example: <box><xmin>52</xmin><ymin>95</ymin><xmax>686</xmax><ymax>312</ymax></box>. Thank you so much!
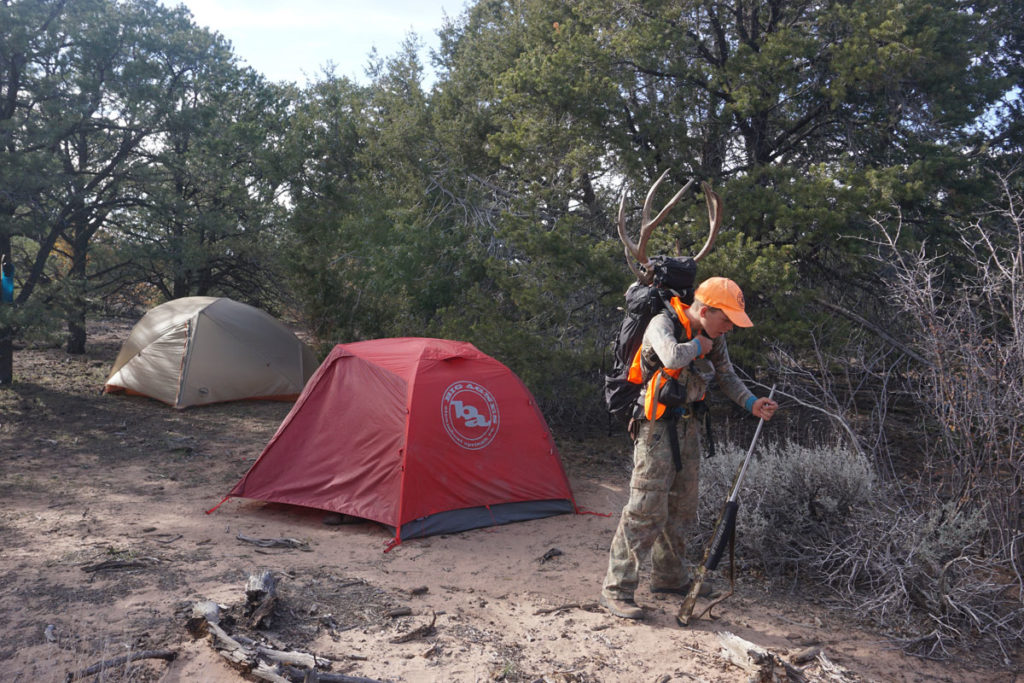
<box><xmin>693</xmin><ymin>181</ymin><xmax>722</xmax><ymax>262</ymax></box>
<box><xmin>617</xmin><ymin>171</ymin><xmax>722</xmax><ymax>284</ymax></box>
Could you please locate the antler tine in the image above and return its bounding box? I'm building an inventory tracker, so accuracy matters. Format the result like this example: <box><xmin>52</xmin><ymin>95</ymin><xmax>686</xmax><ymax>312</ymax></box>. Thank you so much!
<box><xmin>617</xmin><ymin>187</ymin><xmax>640</xmax><ymax>263</ymax></box>
<box><xmin>623</xmin><ymin>245</ymin><xmax>645</xmax><ymax>282</ymax></box>
<box><xmin>693</xmin><ymin>181</ymin><xmax>722</xmax><ymax>262</ymax></box>
<box><xmin>640</xmin><ymin>173</ymin><xmax>696</xmax><ymax>265</ymax></box>
<box><xmin>618</xmin><ymin>171</ymin><xmax>698</xmax><ymax>284</ymax></box>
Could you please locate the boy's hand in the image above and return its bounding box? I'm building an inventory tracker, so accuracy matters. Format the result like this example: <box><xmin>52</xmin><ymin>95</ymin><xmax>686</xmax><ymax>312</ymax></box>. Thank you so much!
<box><xmin>753</xmin><ymin>397</ymin><xmax>778</xmax><ymax>420</ymax></box>
<box><xmin>695</xmin><ymin>332</ymin><xmax>713</xmax><ymax>355</ymax></box>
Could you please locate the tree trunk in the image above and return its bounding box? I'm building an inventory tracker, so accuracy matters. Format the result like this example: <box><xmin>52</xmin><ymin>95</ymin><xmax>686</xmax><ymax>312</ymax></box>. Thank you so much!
<box><xmin>66</xmin><ymin>309</ymin><xmax>87</xmax><ymax>355</ymax></box>
<box><xmin>0</xmin><ymin>332</ymin><xmax>11</xmax><ymax>385</ymax></box>
<box><xmin>65</xmin><ymin>231</ymin><xmax>89</xmax><ymax>355</ymax></box>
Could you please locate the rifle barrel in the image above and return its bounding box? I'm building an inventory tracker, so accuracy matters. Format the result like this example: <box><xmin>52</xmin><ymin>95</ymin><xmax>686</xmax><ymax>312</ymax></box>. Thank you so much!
<box><xmin>727</xmin><ymin>384</ymin><xmax>775</xmax><ymax>503</ymax></box>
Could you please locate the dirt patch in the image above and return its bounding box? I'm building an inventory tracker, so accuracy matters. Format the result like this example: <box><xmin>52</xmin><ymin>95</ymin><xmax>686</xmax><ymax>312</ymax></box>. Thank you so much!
<box><xmin>0</xmin><ymin>319</ymin><xmax>1016</xmax><ymax>682</ymax></box>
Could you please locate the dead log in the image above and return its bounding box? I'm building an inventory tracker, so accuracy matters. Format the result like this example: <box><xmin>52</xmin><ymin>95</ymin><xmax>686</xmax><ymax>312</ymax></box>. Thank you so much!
<box><xmin>64</xmin><ymin>650</ymin><xmax>177</xmax><ymax>681</ymax></box>
<box><xmin>791</xmin><ymin>646</ymin><xmax>823</xmax><ymax>665</ymax></box>
<box><xmin>196</xmin><ymin>615</ymin><xmax>288</xmax><ymax>679</ymax></box>
<box><xmin>716</xmin><ymin>632</ymin><xmax>861</xmax><ymax>683</ymax></box>
<box><xmin>207</xmin><ymin>620</ymin><xmax>254</xmax><ymax>659</ymax></box>
<box><xmin>813</xmin><ymin>652</ymin><xmax>861</xmax><ymax>682</ymax></box>
<box><xmin>246</xmin><ymin>569</ymin><xmax>278</xmax><ymax>629</ymax></box>
<box><xmin>191</xmin><ymin>600</ymin><xmax>222</xmax><ymax>624</ymax></box>
<box><xmin>251</xmin><ymin>661</ymin><xmax>292</xmax><ymax>683</ymax></box>
<box><xmin>246</xmin><ymin>569</ymin><xmax>277</xmax><ymax>600</ymax></box>
<box><xmin>716</xmin><ymin>631</ymin><xmax>805</xmax><ymax>683</ymax></box>
<box><xmin>189</xmin><ymin>604</ymin><xmax>351</xmax><ymax>682</ymax></box>
<box><xmin>255</xmin><ymin>644</ymin><xmax>330</xmax><ymax>669</ymax></box>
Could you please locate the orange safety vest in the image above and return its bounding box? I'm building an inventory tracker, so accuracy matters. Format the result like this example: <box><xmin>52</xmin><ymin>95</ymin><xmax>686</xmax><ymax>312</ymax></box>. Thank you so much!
<box><xmin>627</xmin><ymin>297</ymin><xmax>704</xmax><ymax>421</ymax></box>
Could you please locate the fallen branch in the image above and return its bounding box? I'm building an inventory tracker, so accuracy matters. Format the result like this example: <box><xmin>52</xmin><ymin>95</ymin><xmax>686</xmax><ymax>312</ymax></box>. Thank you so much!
<box><xmin>717</xmin><ymin>631</ymin><xmax>805</xmax><ymax>682</ymax></box>
<box><xmin>64</xmin><ymin>650</ymin><xmax>177</xmax><ymax>681</ymax></box>
<box><xmin>534</xmin><ymin>601</ymin><xmax>599</xmax><ymax>615</ymax></box>
<box><xmin>187</xmin><ymin>570</ymin><xmax>388</xmax><ymax>681</ymax></box>
<box><xmin>255</xmin><ymin>644</ymin><xmax>330</xmax><ymax>669</ymax></box>
<box><xmin>791</xmin><ymin>646</ymin><xmax>823</xmax><ymax>665</ymax></box>
<box><xmin>813</xmin><ymin>298</ymin><xmax>934</xmax><ymax>369</ymax></box>
<box><xmin>192</xmin><ymin>600</ymin><xmax>222</xmax><ymax>624</ymax></box>
<box><xmin>715</xmin><ymin>631</ymin><xmax>861</xmax><ymax>682</ymax></box>
<box><xmin>81</xmin><ymin>557</ymin><xmax>161</xmax><ymax>572</ymax></box>
<box><xmin>237</xmin><ymin>532</ymin><xmax>310</xmax><ymax>550</ymax></box>
<box><xmin>193</xmin><ymin>612</ymin><xmax>339</xmax><ymax>681</ymax></box>
<box><xmin>155</xmin><ymin>534</ymin><xmax>182</xmax><ymax>544</ymax></box>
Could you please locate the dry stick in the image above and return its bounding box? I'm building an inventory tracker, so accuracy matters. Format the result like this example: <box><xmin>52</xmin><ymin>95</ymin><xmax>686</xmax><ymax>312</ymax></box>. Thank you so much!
<box><xmin>154</xmin><ymin>533</ymin><xmax>182</xmax><ymax>544</ymax></box>
<box><xmin>81</xmin><ymin>557</ymin><xmax>161</xmax><ymax>572</ymax></box>
<box><xmin>814</xmin><ymin>297</ymin><xmax>935</xmax><ymax>369</ymax></box>
<box><xmin>64</xmin><ymin>650</ymin><xmax>177</xmax><ymax>681</ymax></box>
<box><xmin>254</xmin><ymin>645</ymin><xmax>329</xmax><ymax>669</ymax></box>
<box><xmin>739</xmin><ymin>371</ymin><xmax>865</xmax><ymax>460</ymax></box>
<box><xmin>534</xmin><ymin>601</ymin><xmax>599</xmax><ymax>615</ymax></box>
<box><xmin>250</xmin><ymin>661</ymin><xmax>291</xmax><ymax>683</ymax></box>
<box><xmin>205</xmin><ymin>619</ymin><xmax>249</xmax><ymax>656</ymax></box>
<box><xmin>237</xmin><ymin>532</ymin><xmax>309</xmax><ymax>549</ymax></box>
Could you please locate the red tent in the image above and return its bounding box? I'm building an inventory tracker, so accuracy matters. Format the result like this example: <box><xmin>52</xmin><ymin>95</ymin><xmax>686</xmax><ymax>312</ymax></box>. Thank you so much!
<box><xmin>216</xmin><ymin>338</ymin><xmax>577</xmax><ymax>545</ymax></box>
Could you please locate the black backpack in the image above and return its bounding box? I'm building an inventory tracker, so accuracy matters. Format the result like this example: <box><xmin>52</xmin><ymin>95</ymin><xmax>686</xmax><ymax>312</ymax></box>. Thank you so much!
<box><xmin>603</xmin><ymin>256</ymin><xmax>697</xmax><ymax>421</ymax></box>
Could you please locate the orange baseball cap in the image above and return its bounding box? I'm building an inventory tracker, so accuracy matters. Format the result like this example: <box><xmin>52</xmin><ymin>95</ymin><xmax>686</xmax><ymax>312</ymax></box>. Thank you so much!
<box><xmin>694</xmin><ymin>277</ymin><xmax>753</xmax><ymax>327</ymax></box>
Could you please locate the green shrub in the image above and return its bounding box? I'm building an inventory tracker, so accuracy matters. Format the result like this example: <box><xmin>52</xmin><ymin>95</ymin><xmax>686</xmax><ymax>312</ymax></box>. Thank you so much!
<box><xmin>699</xmin><ymin>439</ymin><xmax>875</xmax><ymax>576</ymax></box>
<box><xmin>698</xmin><ymin>439</ymin><xmax>1023</xmax><ymax>661</ymax></box>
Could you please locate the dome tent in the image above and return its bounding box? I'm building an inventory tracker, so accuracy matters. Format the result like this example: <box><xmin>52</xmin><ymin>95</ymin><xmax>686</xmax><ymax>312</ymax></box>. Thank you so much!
<box><xmin>104</xmin><ymin>297</ymin><xmax>317</xmax><ymax>409</ymax></box>
<box><xmin>213</xmin><ymin>337</ymin><xmax>577</xmax><ymax>546</ymax></box>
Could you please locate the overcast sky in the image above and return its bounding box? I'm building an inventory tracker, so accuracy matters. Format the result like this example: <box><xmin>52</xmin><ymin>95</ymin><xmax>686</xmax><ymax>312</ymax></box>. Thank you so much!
<box><xmin>163</xmin><ymin>0</ymin><xmax>460</xmax><ymax>85</ymax></box>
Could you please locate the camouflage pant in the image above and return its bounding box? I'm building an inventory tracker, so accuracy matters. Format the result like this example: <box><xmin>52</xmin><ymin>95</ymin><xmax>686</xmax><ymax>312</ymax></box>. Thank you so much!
<box><xmin>601</xmin><ymin>416</ymin><xmax>700</xmax><ymax>601</ymax></box>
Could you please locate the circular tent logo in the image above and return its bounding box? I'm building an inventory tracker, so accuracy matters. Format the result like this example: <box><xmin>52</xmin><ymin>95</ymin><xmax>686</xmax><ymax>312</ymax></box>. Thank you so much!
<box><xmin>441</xmin><ymin>381</ymin><xmax>500</xmax><ymax>450</ymax></box>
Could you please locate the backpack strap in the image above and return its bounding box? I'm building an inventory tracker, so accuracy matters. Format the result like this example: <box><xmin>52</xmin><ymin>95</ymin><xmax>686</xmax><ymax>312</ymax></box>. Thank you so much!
<box><xmin>639</xmin><ymin>291</ymin><xmax>688</xmax><ymax>383</ymax></box>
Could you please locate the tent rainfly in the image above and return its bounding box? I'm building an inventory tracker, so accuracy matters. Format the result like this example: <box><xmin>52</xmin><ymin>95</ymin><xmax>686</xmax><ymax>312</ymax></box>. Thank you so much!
<box><xmin>104</xmin><ymin>296</ymin><xmax>318</xmax><ymax>409</ymax></box>
<box><xmin>213</xmin><ymin>337</ymin><xmax>577</xmax><ymax>545</ymax></box>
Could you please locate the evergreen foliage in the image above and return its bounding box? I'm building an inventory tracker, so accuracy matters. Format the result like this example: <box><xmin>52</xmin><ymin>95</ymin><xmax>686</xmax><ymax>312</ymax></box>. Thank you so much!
<box><xmin>1</xmin><ymin>0</ymin><xmax>1021</xmax><ymax>660</ymax></box>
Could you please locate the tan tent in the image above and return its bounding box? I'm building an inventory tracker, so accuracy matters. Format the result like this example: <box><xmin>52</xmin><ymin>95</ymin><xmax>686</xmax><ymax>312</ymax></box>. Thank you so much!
<box><xmin>104</xmin><ymin>297</ymin><xmax>318</xmax><ymax>409</ymax></box>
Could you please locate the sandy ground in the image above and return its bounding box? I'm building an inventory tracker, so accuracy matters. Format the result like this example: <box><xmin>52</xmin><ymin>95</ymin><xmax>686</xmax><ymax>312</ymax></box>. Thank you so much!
<box><xmin>0</xmin><ymin>318</ymin><xmax>1017</xmax><ymax>683</ymax></box>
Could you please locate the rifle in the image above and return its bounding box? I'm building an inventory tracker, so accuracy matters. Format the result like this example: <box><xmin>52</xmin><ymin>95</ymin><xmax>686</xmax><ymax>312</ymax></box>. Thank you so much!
<box><xmin>676</xmin><ymin>384</ymin><xmax>776</xmax><ymax>626</ymax></box>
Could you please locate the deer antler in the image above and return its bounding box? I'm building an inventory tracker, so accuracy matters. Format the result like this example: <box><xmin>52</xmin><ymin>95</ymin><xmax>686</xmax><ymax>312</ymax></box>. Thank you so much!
<box><xmin>693</xmin><ymin>181</ymin><xmax>722</xmax><ymax>262</ymax></box>
<box><xmin>618</xmin><ymin>170</ymin><xmax>696</xmax><ymax>284</ymax></box>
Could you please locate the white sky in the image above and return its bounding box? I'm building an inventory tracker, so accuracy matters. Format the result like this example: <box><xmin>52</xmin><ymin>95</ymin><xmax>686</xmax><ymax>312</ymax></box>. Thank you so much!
<box><xmin>163</xmin><ymin>1</ymin><xmax>460</xmax><ymax>85</ymax></box>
